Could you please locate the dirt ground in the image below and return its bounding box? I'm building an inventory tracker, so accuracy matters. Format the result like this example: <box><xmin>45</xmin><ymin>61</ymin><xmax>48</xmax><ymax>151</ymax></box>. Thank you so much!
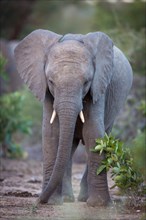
<box><xmin>0</xmin><ymin>146</ymin><xmax>145</xmax><ymax>220</ymax></box>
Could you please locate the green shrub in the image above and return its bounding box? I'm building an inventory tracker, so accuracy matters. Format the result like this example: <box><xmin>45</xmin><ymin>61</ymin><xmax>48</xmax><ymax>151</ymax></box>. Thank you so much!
<box><xmin>0</xmin><ymin>92</ymin><xmax>32</xmax><ymax>158</ymax></box>
<box><xmin>137</xmin><ymin>100</ymin><xmax>146</xmax><ymax>118</ymax></box>
<box><xmin>0</xmin><ymin>52</ymin><xmax>8</xmax><ymax>81</ymax></box>
<box><xmin>18</xmin><ymin>88</ymin><xmax>42</xmax><ymax>145</ymax></box>
<box><xmin>131</xmin><ymin>130</ymin><xmax>146</xmax><ymax>181</ymax></box>
<box><xmin>0</xmin><ymin>54</ymin><xmax>32</xmax><ymax>158</ymax></box>
<box><xmin>91</xmin><ymin>133</ymin><xmax>144</xmax><ymax>192</ymax></box>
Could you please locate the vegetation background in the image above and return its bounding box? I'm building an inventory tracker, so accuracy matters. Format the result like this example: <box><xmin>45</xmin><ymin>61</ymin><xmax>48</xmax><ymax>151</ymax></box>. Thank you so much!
<box><xmin>0</xmin><ymin>1</ymin><xmax>146</xmax><ymax>219</ymax></box>
<box><xmin>0</xmin><ymin>0</ymin><xmax>145</xmax><ymax>189</ymax></box>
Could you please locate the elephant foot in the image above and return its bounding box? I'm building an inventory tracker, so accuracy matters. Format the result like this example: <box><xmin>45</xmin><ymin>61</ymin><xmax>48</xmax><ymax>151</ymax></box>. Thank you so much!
<box><xmin>87</xmin><ymin>195</ymin><xmax>111</xmax><ymax>207</ymax></box>
<box><xmin>62</xmin><ymin>184</ymin><xmax>75</xmax><ymax>203</ymax></box>
<box><xmin>63</xmin><ymin>194</ymin><xmax>75</xmax><ymax>203</ymax></box>
<box><xmin>47</xmin><ymin>195</ymin><xmax>63</xmax><ymax>205</ymax></box>
<box><xmin>78</xmin><ymin>187</ymin><xmax>88</xmax><ymax>202</ymax></box>
<box><xmin>78</xmin><ymin>193</ymin><xmax>88</xmax><ymax>202</ymax></box>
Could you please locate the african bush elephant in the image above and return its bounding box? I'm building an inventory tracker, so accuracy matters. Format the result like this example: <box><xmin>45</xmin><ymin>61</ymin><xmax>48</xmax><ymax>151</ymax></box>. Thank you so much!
<box><xmin>14</xmin><ymin>29</ymin><xmax>133</xmax><ymax>206</ymax></box>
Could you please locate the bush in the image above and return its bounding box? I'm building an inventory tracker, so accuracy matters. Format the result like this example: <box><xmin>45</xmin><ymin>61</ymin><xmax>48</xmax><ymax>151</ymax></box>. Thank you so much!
<box><xmin>0</xmin><ymin>52</ymin><xmax>8</xmax><ymax>81</ymax></box>
<box><xmin>0</xmin><ymin>92</ymin><xmax>32</xmax><ymax>158</ymax></box>
<box><xmin>131</xmin><ymin>130</ymin><xmax>146</xmax><ymax>181</ymax></box>
<box><xmin>91</xmin><ymin>133</ymin><xmax>144</xmax><ymax>192</ymax></box>
<box><xmin>137</xmin><ymin>100</ymin><xmax>146</xmax><ymax>118</ymax></box>
<box><xmin>91</xmin><ymin>133</ymin><xmax>146</xmax><ymax>208</ymax></box>
<box><xmin>130</xmin><ymin>99</ymin><xmax>146</xmax><ymax>180</ymax></box>
<box><xmin>19</xmin><ymin>88</ymin><xmax>42</xmax><ymax>145</ymax></box>
<box><xmin>0</xmin><ymin>54</ymin><xmax>32</xmax><ymax>158</ymax></box>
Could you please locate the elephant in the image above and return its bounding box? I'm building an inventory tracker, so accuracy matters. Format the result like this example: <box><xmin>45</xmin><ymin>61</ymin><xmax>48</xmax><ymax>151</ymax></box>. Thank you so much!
<box><xmin>14</xmin><ymin>29</ymin><xmax>133</xmax><ymax>207</ymax></box>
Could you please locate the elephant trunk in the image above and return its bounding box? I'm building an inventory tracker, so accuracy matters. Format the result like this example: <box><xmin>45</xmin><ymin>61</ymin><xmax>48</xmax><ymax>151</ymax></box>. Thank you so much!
<box><xmin>39</xmin><ymin>103</ymin><xmax>79</xmax><ymax>203</ymax></box>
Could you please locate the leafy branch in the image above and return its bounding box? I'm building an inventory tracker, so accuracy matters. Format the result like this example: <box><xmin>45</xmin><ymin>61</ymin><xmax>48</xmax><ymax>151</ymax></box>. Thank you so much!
<box><xmin>91</xmin><ymin>133</ymin><xmax>144</xmax><ymax>192</ymax></box>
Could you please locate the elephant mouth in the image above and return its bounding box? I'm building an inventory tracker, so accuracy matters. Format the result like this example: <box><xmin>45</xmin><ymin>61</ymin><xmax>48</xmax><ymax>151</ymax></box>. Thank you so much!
<box><xmin>50</xmin><ymin>109</ymin><xmax>85</xmax><ymax>124</ymax></box>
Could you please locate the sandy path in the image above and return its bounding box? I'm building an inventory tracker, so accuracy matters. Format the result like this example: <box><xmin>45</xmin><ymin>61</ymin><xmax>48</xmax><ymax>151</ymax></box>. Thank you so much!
<box><xmin>0</xmin><ymin>158</ymin><xmax>144</xmax><ymax>220</ymax></box>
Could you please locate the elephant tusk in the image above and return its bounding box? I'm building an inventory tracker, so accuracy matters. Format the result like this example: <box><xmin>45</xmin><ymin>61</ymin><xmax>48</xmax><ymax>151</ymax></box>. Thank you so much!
<box><xmin>50</xmin><ymin>110</ymin><xmax>56</xmax><ymax>124</ymax></box>
<box><xmin>80</xmin><ymin>111</ymin><xmax>85</xmax><ymax>123</ymax></box>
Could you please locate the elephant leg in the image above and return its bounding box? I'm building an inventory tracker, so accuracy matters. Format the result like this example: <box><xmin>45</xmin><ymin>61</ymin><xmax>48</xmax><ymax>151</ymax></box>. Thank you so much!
<box><xmin>62</xmin><ymin>139</ymin><xmax>79</xmax><ymax>202</ymax></box>
<box><xmin>105</xmin><ymin>122</ymin><xmax>114</xmax><ymax>135</ymax></box>
<box><xmin>82</xmin><ymin>98</ymin><xmax>111</xmax><ymax>207</ymax></box>
<box><xmin>87</xmin><ymin>148</ymin><xmax>110</xmax><ymax>207</ymax></box>
<box><xmin>41</xmin><ymin>97</ymin><xmax>63</xmax><ymax>205</ymax></box>
<box><xmin>78</xmin><ymin>164</ymin><xmax>88</xmax><ymax>202</ymax></box>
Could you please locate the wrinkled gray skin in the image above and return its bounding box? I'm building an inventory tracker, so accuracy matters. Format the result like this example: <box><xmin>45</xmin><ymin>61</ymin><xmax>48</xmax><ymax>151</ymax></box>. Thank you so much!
<box><xmin>14</xmin><ymin>29</ymin><xmax>133</xmax><ymax>207</ymax></box>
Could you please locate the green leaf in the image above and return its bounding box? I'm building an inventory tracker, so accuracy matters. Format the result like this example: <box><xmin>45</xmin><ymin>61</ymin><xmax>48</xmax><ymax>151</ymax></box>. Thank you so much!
<box><xmin>106</xmin><ymin>147</ymin><xmax>114</xmax><ymax>153</ymax></box>
<box><xmin>113</xmin><ymin>167</ymin><xmax>120</xmax><ymax>174</ymax></box>
<box><xmin>100</xmin><ymin>148</ymin><xmax>104</xmax><ymax>155</ymax></box>
<box><xmin>105</xmin><ymin>132</ymin><xmax>109</xmax><ymax>142</ymax></box>
<box><xmin>95</xmin><ymin>144</ymin><xmax>103</xmax><ymax>151</ymax></box>
<box><xmin>90</xmin><ymin>148</ymin><xmax>98</xmax><ymax>153</ymax></box>
<box><xmin>107</xmin><ymin>158</ymin><xmax>113</xmax><ymax>165</ymax></box>
<box><xmin>96</xmin><ymin>165</ymin><xmax>106</xmax><ymax>175</ymax></box>
<box><xmin>116</xmin><ymin>162</ymin><xmax>120</xmax><ymax>168</ymax></box>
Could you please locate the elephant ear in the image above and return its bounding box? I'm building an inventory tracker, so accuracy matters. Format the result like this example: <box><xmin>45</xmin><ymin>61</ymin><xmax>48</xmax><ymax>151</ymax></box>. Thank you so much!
<box><xmin>83</xmin><ymin>32</ymin><xmax>114</xmax><ymax>104</ymax></box>
<box><xmin>14</xmin><ymin>29</ymin><xmax>62</xmax><ymax>101</ymax></box>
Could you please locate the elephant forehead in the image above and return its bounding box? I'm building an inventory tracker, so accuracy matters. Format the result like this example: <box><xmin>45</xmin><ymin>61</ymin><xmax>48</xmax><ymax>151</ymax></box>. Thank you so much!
<box><xmin>45</xmin><ymin>41</ymin><xmax>93</xmax><ymax>81</ymax></box>
<box><xmin>45</xmin><ymin>57</ymin><xmax>92</xmax><ymax>81</ymax></box>
<box><xmin>48</xmin><ymin>40</ymin><xmax>91</xmax><ymax>63</ymax></box>
<box><xmin>46</xmin><ymin>60</ymin><xmax>90</xmax><ymax>81</ymax></box>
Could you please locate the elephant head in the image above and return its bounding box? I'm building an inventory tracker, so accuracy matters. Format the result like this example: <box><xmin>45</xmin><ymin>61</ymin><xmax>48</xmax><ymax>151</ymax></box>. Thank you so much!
<box><xmin>14</xmin><ymin>29</ymin><xmax>113</xmax><ymax>203</ymax></box>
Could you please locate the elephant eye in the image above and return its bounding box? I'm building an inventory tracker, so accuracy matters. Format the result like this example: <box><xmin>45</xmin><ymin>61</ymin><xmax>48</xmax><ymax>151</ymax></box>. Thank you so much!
<box><xmin>48</xmin><ymin>79</ymin><xmax>55</xmax><ymax>96</ymax></box>
<box><xmin>49</xmin><ymin>79</ymin><xmax>54</xmax><ymax>85</ymax></box>
<box><xmin>83</xmin><ymin>80</ymin><xmax>91</xmax><ymax>97</ymax></box>
<box><xmin>84</xmin><ymin>79</ymin><xmax>92</xmax><ymax>88</ymax></box>
<box><xmin>84</xmin><ymin>81</ymin><xmax>89</xmax><ymax>87</ymax></box>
